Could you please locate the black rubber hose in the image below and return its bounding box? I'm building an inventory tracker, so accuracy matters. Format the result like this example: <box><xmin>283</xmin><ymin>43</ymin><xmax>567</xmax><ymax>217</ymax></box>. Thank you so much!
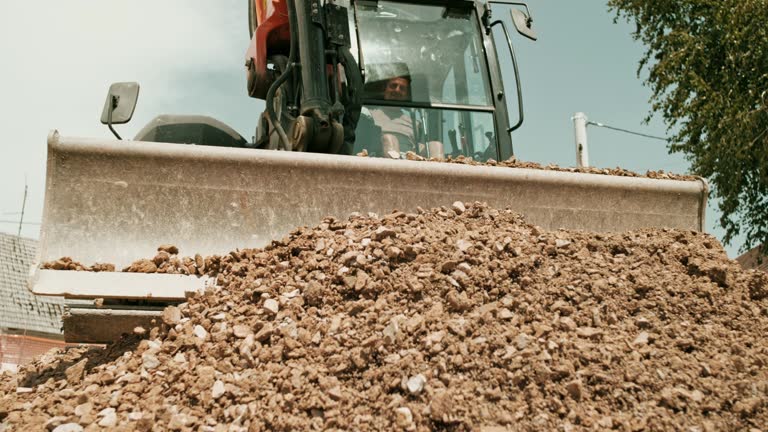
<box><xmin>338</xmin><ymin>47</ymin><xmax>363</xmax><ymax>155</ymax></box>
<box><xmin>265</xmin><ymin>0</ymin><xmax>299</xmax><ymax>151</ymax></box>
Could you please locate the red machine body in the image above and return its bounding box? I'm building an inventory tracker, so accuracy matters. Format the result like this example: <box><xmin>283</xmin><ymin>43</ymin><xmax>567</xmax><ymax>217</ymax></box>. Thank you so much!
<box><xmin>246</xmin><ymin>0</ymin><xmax>292</xmax><ymax>99</ymax></box>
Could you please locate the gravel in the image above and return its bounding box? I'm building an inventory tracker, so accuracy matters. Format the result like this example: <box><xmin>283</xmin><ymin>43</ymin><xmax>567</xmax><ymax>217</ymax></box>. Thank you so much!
<box><xmin>5</xmin><ymin>202</ymin><xmax>768</xmax><ymax>431</ymax></box>
<box><xmin>359</xmin><ymin>151</ymin><xmax>699</xmax><ymax>181</ymax></box>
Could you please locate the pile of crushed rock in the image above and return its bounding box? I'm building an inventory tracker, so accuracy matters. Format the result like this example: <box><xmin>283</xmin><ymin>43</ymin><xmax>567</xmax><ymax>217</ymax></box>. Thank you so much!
<box><xmin>3</xmin><ymin>202</ymin><xmax>767</xmax><ymax>431</ymax></box>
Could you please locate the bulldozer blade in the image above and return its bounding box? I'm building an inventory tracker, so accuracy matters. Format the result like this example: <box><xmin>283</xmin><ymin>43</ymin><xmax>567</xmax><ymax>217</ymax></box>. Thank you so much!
<box><xmin>31</xmin><ymin>130</ymin><xmax>707</xmax><ymax>301</ymax></box>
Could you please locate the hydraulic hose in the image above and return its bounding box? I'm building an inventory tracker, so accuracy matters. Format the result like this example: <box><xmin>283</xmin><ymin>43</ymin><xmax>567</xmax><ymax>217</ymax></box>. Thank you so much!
<box><xmin>265</xmin><ymin>0</ymin><xmax>299</xmax><ymax>151</ymax></box>
<box><xmin>338</xmin><ymin>46</ymin><xmax>363</xmax><ymax>155</ymax></box>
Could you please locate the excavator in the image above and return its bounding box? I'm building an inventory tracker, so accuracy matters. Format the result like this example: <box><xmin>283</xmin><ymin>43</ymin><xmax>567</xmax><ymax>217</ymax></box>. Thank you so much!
<box><xmin>29</xmin><ymin>0</ymin><xmax>708</xmax><ymax>343</ymax></box>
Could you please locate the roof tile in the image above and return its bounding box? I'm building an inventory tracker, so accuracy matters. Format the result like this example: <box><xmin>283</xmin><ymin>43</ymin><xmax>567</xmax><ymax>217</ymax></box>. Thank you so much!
<box><xmin>0</xmin><ymin>232</ymin><xmax>63</xmax><ymax>335</ymax></box>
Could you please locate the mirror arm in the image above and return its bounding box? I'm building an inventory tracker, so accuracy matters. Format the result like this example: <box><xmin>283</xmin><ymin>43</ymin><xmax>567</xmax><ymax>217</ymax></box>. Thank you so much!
<box><xmin>491</xmin><ymin>20</ymin><xmax>525</xmax><ymax>133</ymax></box>
<box><xmin>107</xmin><ymin>95</ymin><xmax>123</xmax><ymax>140</ymax></box>
<box><xmin>487</xmin><ymin>1</ymin><xmax>533</xmax><ymax>21</ymax></box>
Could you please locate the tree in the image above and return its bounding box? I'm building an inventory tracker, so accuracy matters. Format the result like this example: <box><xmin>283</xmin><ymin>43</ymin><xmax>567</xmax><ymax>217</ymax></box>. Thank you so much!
<box><xmin>608</xmin><ymin>0</ymin><xmax>768</xmax><ymax>254</ymax></box>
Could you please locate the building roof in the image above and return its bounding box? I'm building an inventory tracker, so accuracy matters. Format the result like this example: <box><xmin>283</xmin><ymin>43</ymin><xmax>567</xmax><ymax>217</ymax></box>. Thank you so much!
<box><xmin>736</xmin><ymin>244</ymin><xmax>768</xmax><ymax>273</ymax></box>
<box><xmin>0</xmin><ymin>232</ymin><xmax>63</xmax><ymax>336</ymax></box>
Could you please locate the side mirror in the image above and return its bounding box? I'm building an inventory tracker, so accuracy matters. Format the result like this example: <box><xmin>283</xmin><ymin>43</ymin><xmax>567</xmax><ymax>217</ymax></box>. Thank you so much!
<box><xmin>510</xmin><ymin>8</ymin><xmax>536</xmax><ymax>41</ymax></box>
<box><xmin>100</xmin><ymin>82</ymin><xmax>140</xmax><ymax>139</ymax></box>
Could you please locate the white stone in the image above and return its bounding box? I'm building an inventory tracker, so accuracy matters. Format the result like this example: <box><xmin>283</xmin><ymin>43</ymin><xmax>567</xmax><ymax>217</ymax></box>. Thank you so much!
<box><xmin>146</xmin><ymin>340</ymin><xmax>162</xmax><ymax>352</ymax></box>
<box><xmin>456</xmin><ymin>239</ymin><xmax>473</xmax><ymax>252</ymax></box>
<box><xmin>263</xmin><ymin>299</ymin><xmax>279</xmax><ymax>315</ymax></box>
<box><xmin>283</xmin><ymin>289</ymin><xmax>300</xmax><ymax>299</ymax></box>
<box><xmin>233</xmin><ymin>325</ymin><xmax>252</xmax><ymax>339</ymax></box>
<box><xmin>74</xmin><ymin>402</ymin><xmax>92</xmax><ymax>417</ymax></box>
<box><xmin>498</xmin><ymin>308</ymin><xmax>514</xmax><ymax>320</ymax></box>
<box><xmin>395</xmin><ymin>407</ymin><xmax>413</xmax><ymax>427</ymax></box>
<box><xmin>97</xmin><ymin>408</ymin><xmax>117</xmax><ymax>427</ymax></box>
<box><xmin>194</xmin><ymin>325</ymin><xmax>208</xmax><ymax>340</ymax></box>
<box><xmin>452</xmin><ymin>201</ymin><xmax>466</xmax><ymax>214</ymax></box>
<box><xmin>45</xmin><ymin>417</ymin><xmax>68</xmax><ymax>430</ymax></box>
<box><xmin>212</xmin><ymin>380</ymin><xmax>226</xmax><ymax>398</ymax></box>
<box><xmin>383</xmin><ymin>320</ymin><xmax>400</xmax><ymax>345</ymax></box>
<box><xmin>52</xmin><ymin>424</ymin><xmax>84</xmax><ymax>432</ymax></box>
<box><xmin>97</xmin><ymin>407</ymin><xmax>115</xmax><ymax>417</ymax></box>
<box><xmin>406</xmin><ymin>374</ymin><xmax>427</xmax><ymax>395</ymax></box>
<box><xmin>142</xmin><ymin>353</ymin><xmax>160</xmax><ymax>370</ymax></box>
<box><xmin>634</xmin><ymin>332</ymin><xmax>649</xmax><ymax>345</ymax></box>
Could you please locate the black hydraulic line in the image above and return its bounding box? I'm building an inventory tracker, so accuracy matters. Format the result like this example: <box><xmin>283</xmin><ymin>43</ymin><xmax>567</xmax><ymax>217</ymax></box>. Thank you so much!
<box><xmin>338</xmin><ymin>46</ymin><xmax>363</xmax><ymax>155</ymax></box>
<box><xmin>295</xmin><ymin>0</ymin><xmax>332</xmax><ymax>122</ymax></box>
<box><xmin>265</xmin><ymin>0</ymin><xmax>299</xmax><ymax>150</ymax></box>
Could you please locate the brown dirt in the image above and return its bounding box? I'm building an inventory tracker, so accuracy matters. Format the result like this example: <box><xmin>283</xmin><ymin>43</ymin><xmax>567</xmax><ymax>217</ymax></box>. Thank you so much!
<box><xmin>6</xmin><ymin>203</ymin><xmax>768</xmax><ymax>431</ymax></box>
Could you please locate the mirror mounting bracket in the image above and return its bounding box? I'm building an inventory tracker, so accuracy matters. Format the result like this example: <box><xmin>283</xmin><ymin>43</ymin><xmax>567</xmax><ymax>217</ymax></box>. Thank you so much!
<box><xmin>107</xmin><ymin>95</ymin><xmax>122</xmax><ymax>140</ymax></box>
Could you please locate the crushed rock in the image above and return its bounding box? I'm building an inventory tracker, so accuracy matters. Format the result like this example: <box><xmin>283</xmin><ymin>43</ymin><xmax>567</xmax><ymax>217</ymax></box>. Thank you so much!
<box><xmin>6</xmin><ymin>202</ymin><xmax>768</xmax><ymax>431</ymax></box>
<box><xmin>393</xmin><ymin>152</ymin><xmax>698</xmax><ymax>181</ymax></box>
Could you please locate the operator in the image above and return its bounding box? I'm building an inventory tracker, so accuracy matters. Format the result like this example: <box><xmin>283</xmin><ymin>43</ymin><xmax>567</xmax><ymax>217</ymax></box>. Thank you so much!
<box><xmin>369</xmin><ymin>76</ymin><xmax>414</xmax><ymax>153</ymax></box>
<box><xmin>368</xmin><ymin>76</ymin><xmax>444</xmax><ymax>158</ymax></box>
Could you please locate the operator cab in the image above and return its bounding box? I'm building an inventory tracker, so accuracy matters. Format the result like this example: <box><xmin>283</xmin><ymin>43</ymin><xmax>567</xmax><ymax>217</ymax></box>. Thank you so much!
<box><xmin>341</xmin><ymin>0</ymin><xmax>500</xmax><ymax>161</ymax></box>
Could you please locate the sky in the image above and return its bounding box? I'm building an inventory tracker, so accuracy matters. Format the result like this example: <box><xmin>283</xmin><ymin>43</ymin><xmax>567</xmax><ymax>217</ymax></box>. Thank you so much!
<box><xmin>0</xmin><ymin>0</ymin><xmax>746</xmax><ymax>258</ymax></box>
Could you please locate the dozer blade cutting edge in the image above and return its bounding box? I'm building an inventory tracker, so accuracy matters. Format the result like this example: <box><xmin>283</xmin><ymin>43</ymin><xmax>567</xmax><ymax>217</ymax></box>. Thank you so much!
<box><xmin>31</xmin><ymin>130</ymin><xmax>707</xmax><ymax>302</ymax></box>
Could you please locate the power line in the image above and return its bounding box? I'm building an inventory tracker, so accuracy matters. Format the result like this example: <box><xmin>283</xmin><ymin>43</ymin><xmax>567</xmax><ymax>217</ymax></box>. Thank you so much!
<box><xmin>587</xmin><ymin>121</ymin><xmax>670</xmax><ymax>142</ymax></box>
<box><xmin>0</xmin><ymin>220</ymin><xmax>40</xmax><ymax>225</ymax></box>
<box><xmin>18</xmin><ymin>181</ymin><xmax>28</xmax><ymax>237</ymax></box>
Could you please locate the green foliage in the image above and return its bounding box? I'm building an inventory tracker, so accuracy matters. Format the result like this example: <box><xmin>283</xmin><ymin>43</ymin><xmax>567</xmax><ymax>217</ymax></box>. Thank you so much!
<box><xmin>608</xmin><ymin>0</ymin><xmax>768</xmax><ymax>252</ymax></box>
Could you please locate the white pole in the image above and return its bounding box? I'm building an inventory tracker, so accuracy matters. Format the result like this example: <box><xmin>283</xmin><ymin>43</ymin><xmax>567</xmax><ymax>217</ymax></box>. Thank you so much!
<box><xmin>572</xmin><ymin>112</ymin><xmax>590</xmax><ymax>168</ymax></box>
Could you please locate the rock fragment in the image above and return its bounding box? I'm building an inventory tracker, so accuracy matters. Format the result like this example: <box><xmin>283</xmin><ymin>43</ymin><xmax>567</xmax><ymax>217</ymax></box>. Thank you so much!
<box><xmin>142</xmin><ymin>353</ymin><xmax>160</xmax><ymax>370</ymax></box>
<box><xmin>52</xmin><ymin>424</ymin><xmax>83</xmax><ymax>432</ymax></box>
<box><xmin>406</xmin><ymin>374</ymin><xmax>427</xmax><ymax>395</ymax></box>
<box><xmin>395</xmin><ymin>407</ymin><xmax>413</xmax><ymax>428</ymax></box>
<box><xmin>162</xmin><ymin>306</ymin><xmax>182</xmax><ymax>325</ymax></box>
<box><xmin>263</xmin><ymin>298</ymin><xmax>279</xmax><ymax>315</ymax></box>
<box><xmin>157</xmin><ymin>244</ymin><xmax>179</xmax><ymax>255</ymax></box>
<box><xmin>452</xmin><ymin>201</ymin><xmax>466</xmax><ymax>214</ymax></box>
<box><xmin>212</xmin><ymin>380</ymin><xmax>226</xmax><ymax>399</ymax></box>
<box><xmin>233</xmin><ymin>324</ymin><xmax>252</xmax><ymax>339</ymax></box>
<box><xmin>193</xmin><ymin>325</ymin><xmax>208</xmax><ymax>340</ymax></box>
<box><xmin>65</xmin><ymin>358</ymin><xmax>87</xmax><ymax>385</ymax></box>
<box><xmin>634</xmin><ymin>332</ymin><xmax>650</xmax><ymax>345</ymax></box>
<box><xmin>97</xmin><ymin>407</ymin><xmax>117</xmax><ymax>427</ymax></box>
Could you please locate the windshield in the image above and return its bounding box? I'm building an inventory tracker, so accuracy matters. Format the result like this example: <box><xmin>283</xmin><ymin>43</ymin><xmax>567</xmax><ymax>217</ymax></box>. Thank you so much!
<box><xmin>354</xmin><ymin>106</ymin><xmax>498</xmax><ymax>161</ymax></box>
<box><xmin>335</xmin><ymin>1</ymin><xmax>499</xmax><ymax>162</ymax></box>
<box><xmin>346</xmin><ymin>1</ymin><xmax>493</xmax><ymax>107</ymax></box>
